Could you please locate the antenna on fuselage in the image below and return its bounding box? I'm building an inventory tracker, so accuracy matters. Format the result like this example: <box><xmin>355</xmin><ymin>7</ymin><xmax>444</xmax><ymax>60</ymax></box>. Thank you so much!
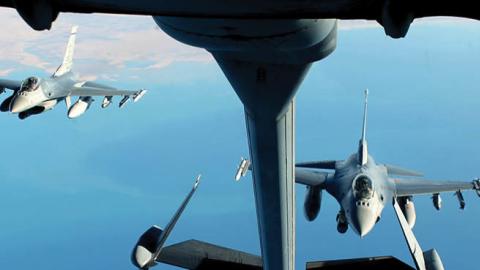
<box><xmin>358</xmin><ymin>89</ymin><xmax>368</xmax><ymax>166</ymax></box>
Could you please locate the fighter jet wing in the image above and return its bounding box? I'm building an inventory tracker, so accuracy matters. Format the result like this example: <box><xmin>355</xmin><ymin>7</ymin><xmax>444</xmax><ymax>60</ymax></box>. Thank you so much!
<box><xmin>0</xmin><ymin>78</ymin><xmax>22</xmax><ymax>91</ymax></box>
<box><xmin>81</xmin><ymin>81</ymin><xmax>116</xmax><ymax>90</ymax></box>
<box><xmin>156</xmin><ymin>239</ymin><xmax>262</xmax><ymax>270</ymax></box>
<box><xmin>296</xmin><ymin>160</ymin><xmax>338</xmax><ymax>170</ymax></box>
<box><xmin>295</xmin><ymin>167</ymin><xmax>329</xmax><ymax>187</ymax></box>
<box><xmin>393</xmin><ymin>178</ymin><xmax>475</xmax><ymax>196</ymax></box>
<box><xmin>384</xmin><ymin>164</ymin><xmax>423</xmax><ymax>177</ymax></box>
<box><xmin>69</xmin><ymin>85</ymin><xmax>140</xmax><ymax>97</ymax></box>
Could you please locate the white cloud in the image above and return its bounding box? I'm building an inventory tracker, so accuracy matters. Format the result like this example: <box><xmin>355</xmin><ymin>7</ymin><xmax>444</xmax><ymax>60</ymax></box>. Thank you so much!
<box><xmin>0</xmin><ymin>9</ymin><xmax>212</xmax><ymax>80</ymax></box>
<box><xmin>0</xmin><ymin>68</ymin><xmax>15</xmax><ymax>76</ymax></box>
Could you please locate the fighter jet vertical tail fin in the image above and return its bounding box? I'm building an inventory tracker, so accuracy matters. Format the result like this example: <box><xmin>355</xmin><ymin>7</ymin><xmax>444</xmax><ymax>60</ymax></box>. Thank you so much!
<box><xmin>358</xmin><ymin>89</ymin><xmax>369</xmax><ymax>166</ymax></box>
<box><xmin>53</xmin><ymin>25</ymin><xmax>78</xmax><ymax>77</ymax></box>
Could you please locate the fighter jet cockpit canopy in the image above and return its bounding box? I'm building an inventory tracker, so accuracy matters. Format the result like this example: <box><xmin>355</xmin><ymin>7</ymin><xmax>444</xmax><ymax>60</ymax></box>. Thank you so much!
<box><xmin>353</xmin><ymin>175</ymin><xmax>374</xmax><ymax>200</ymax></box>
<box><xmin>20</xmin><ymin>77</ymin><xmax>40</xmax><ymax>92</ymax></box>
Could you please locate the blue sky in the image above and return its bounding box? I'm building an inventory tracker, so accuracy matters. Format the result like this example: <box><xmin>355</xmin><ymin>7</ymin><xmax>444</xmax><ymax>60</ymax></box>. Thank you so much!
<box><xmin>0</xmin><ymin>12</ymin><xmax>479</xmax><ymax>270</ymax></box>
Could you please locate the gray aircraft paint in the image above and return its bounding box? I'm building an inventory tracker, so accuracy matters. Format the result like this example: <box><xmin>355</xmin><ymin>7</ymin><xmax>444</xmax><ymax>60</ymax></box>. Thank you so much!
<box><xmin>239</xmin><ymin>90</ymin><xmax>478</xmax><ymax>238</ymax></box>
<box><xmin>0</xmin><ymin>26</ymin><xmax>146</xmax><ymax>120</ymax></box>
<box><xmin>293</xmin><ymin>90</ymin><xmax>478</xmax><ymax>237</ymax></box>
<box><xmin>0</xmin><ymin>2</ymin><xmax>479</xmax><ymax>270</ymax></box>
<box><xmin>151</xmin><ymin>16</ymin><xmax>338</xmax><ymax>270</ymax></box>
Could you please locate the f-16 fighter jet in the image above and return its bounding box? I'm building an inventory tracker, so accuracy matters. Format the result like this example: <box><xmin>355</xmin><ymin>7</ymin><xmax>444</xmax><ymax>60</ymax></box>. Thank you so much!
<box><xmin>237</xmin><ymin>89</ymin><xmax>480</xmax><ymax>238</ymax></box>
<box><xmin>0</xmin><ymin>26</ymin><xmax>146</xmax><ymax>120</ymax></box>
<box><xmin>296</xmin><ymin>89</ymin><xmax>480</xmax><ymax>237</ymax></box>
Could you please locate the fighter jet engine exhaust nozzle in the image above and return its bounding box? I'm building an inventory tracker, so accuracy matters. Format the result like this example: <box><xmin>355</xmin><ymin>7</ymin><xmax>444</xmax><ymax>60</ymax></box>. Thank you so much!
<box><xmin>397</xmin><ymin>196</ymin><xmax>416</xmax><ymax>229</ymax></box>
<box><xmin>304</xmin><ymin>185</ymin><xmax>322</xmax><ymax>221</ymax></box>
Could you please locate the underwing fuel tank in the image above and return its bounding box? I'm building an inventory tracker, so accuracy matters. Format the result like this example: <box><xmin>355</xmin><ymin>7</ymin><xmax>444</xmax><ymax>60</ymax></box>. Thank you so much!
<box><xmin>398</xmin><ymin>196</ymin><xmax>416</xmax><ymax>228</ymax></box>
<box><xmin>424</xmin><ymin>249</ymin><xmax>445</xmax><ymax>270</ymax></box>
<box><xmin>304</xmin><ymin>185</ymin><xmax>322</xmax><ymax>221</ymax></box>
<box><xmin>68</xmin><ymin>96</ymin><xmax>93</xmax><ymax>119</ymax></box>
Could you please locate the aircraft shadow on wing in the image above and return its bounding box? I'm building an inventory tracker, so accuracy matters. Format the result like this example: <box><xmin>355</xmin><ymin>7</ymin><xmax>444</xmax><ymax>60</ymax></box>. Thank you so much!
<box><xmin>0</xmin><ymin>26</ymin><xmax>147</xmax><ymax>120</ymax></box>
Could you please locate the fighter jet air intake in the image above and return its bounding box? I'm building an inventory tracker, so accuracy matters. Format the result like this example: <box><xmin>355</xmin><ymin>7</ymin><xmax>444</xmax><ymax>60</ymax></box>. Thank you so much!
<box><xmin>0</xmin><ymin>26</ymin><xmax>147</xmax><ymax>120</ymax></box>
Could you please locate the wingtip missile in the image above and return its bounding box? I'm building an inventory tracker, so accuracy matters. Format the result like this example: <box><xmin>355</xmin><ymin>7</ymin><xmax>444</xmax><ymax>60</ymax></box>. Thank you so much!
<box><xmin>133</xmin><ymin>89</ymin><xmax>147</xmax><ymax>103</ymax></box>
<box><xmin>194</xmin><ymin>174</ymin><xmax>201</xmax><ymax>189</ymax></box>
<box><xmin>235</xmin><ymin>157</ymin><xmax>251</xmax><ymax>181</ymax></box>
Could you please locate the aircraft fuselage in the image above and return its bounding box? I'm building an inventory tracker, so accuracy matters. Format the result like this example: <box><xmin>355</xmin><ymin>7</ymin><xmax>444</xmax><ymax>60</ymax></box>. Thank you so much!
<box><xmin>9</xmin><ymin>72</ymin><xmax>77</xmax><ymax>115</ymax></box>
<box><xmin>326</xmin><ymin>154</ymin><xmax>394</xmax><ymax>237</ymax></box>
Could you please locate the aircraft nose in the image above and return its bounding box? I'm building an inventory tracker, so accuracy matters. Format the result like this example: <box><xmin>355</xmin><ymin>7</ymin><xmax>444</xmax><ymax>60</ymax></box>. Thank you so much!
<box><xmin>350</xmin><ymin>202</ymin><xmax>376</xmax><ymax>237</ymax></box>
<box><xmin>10</xmin><ymin>96</ymin><xmax>30</xmax><ymax>113</ymax></box>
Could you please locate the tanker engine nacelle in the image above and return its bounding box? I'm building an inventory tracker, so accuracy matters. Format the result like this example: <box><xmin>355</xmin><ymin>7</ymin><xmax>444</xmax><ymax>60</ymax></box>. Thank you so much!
<box><xmin>68</xmin><ymin>96</ymin><xmax>93</xmax><ymax>119</ymax></box>
<box><xmin>132</xmin><ymin>225</ymin><xmax>163</xmax><ymax>269</ymax></box>
<box><xmin>304</xmin><ymin>185</ymin><xmax>322</xmax><ymax>221</ymax></box>
<box><xmin>398</xmin><ymin>196</ymin><xmax>416</xmax><ymax>228</ymax></box>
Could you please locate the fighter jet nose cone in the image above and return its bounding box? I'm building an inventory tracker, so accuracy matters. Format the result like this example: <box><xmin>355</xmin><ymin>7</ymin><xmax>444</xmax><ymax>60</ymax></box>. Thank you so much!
<box><xmin>359</xmin><ymin>227</ymin><xmax>370</xmax><ymax>238</ymax></box>
<box><xmin>10</xmin><ymin>96</ymin><xmax>30</xmax><ymax>113</ymax></box>
<box><xmin>351</xmin><ymin>203</ymin><xmax>376</xmax><ymax>237</ymax></box>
